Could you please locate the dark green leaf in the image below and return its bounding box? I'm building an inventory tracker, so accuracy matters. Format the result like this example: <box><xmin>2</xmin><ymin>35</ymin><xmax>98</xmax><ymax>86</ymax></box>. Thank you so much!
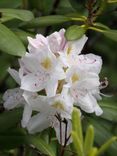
<box><xmin>0</xmin><ymin>128</ymin><xmax>27</xmax><ymax>150</ymax></box>
<box><xmin>65</xmin><ymin>25</ymin><xmax>86</xmax><ymax>41</ymax></box>
<box><xmin>103</xmin><ymin>29</ymin><xmax>117</xmax><ymax>42</ymax></box>
<box><xmin>0</xmin><ymin>0</ymin><xmax>21</xmax><ymax>8</ymax></box>
<box><xmin>29</xmin><ymin>0</ymin><xmax>54</xmax><ymax>15</ymax></box>
<box><xmin>0</xmin><ymin>23</ymin><xmax>26</xmax><ymax>56</ymax></box>
<box><xmin>0</xmin><ymin>108</ymin><xmax>22</xmax><ymax>133</ymax></box>
<box><xmin>94</xmin><ymin>22</ymin><xmax>110</xmax><ymax>30</ymax></box>
<box><xmin>0</xmin><ymin>9</ymin><xmax>34</xmax><ymax>22</ymax></box>
<box><xmin>69</xmin><ymin>0</ymin><xmax>85</xmax><ymax>12</ymax></box>
<box><xmin>20</xmin><ymin>15</ymin><xmax>71</xmax><ymax>28</ymax></box>
<box><xmin>100</xmin><ymin>101</ymin><xmax>117</xmax><ymax>122</ymax></box>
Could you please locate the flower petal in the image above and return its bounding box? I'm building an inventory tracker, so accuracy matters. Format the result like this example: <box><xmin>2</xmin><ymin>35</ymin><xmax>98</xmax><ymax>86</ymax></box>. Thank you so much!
<box><xmin>3</xmin><ymin>88</ymin><xmax>25</xmax><ymax>110</ymax></box>
<box><xmin>21</xmin><ymin>104</ymin><xmax>32</xmax><ymax>127</ymax></box>
<box><xmin>8</xmin><ymin>68</ymin><xmax>21</xmax><ymax>85</ymax></box>
<box><xmin>27</xmin><ymin>113</ymin><xmax>50</xmax><ymax>134</ymax></box>
<box><xmin>47</xmin><ymin>29</ymin><xmax>66</xmax><ymax>53</ymax></box>
<box><xmin>45</xmin><ymin>79</ymin><xmax>58</xmax><ymax>97</ymax></box>
<box><xmin>20</xmin><ymin>72</ymin><xmax>48</xmax><ymax>92</ymax></box>
<box><xmin>28</xmin><ymin>34</ymin><xmax>49</xmax><ymax>53</ymax></box>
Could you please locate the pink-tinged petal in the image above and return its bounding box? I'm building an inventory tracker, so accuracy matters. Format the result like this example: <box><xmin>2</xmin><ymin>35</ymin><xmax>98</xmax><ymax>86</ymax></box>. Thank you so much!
<box><xmin>21</xmin><ymin>104</ymin><xmax>32</xmax><ymax>128</ymax></box>
<box><xmin>20</xmin><ymin>72</ymin><xmax>49</xmax><ymax>92</ymax></box>
<box><xmin>78</xmin><ymin>54</ymin><xmax>102</xmax><ymax>74</ymax></box>
<box><xmin>3</xmin><ymin>88</ymin><xmax>25</xmax><ymax>110</ymax></box>
<box><xmin>27</xmin><ymin>113</ymin><xmax>50</xmax><ymax>134</ymax></box>
<box><xmin>8</xmin><ymin>68</ymin><xmax>21</xmax><ymax>85</ymax></box>
<box><xmin>47</xmin><ymin>28</ymin><xmax>66</xmax><ymax>53</ymax></box>
<box><xmin>27</xmin><ymin>34</ymin><xmax>49</xmax><ymax>53</ymax></box>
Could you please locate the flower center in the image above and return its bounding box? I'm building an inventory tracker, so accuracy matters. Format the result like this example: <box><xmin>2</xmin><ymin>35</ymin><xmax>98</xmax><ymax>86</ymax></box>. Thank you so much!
<box><xmin>72</xmin><ymin>73</ymin><xmax>79</xmax><ymax>83</ymax></box>
<box><xmin>41</xmin><ymin>57</ymin><xmax>52</xmax><ymax>69</ymax></box>
<box><xmin>52</xmin><ymin>101</ymin><xmax>65</xmax><ymax>110</ymax></box>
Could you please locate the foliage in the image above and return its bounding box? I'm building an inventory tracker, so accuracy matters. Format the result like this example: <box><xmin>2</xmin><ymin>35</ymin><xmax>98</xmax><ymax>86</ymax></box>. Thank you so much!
<box><xmin>0</xmin><ymin>0</ymin><xmax>117</xmax><ymax>156</ymax></box>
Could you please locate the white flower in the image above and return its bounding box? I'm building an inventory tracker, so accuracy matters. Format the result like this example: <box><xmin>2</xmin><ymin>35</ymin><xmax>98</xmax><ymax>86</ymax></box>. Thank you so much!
<box><xmin>23</xmin><ymin>86</ymin><xmax>73</xmax><ymax>145</ymax></box>
<box><xmin>3</xmin><ymin>68</ymin><xmax>37</xmax><ymax>127</ymax></box>
<box><xmin>59</xmin><ymin>35</ymin><xmax>88</xmax><ymax>67</ymax></box>
<box><xmin>19</xmin><ymin>46</ymin><xmax>65</xmax><ymax>96</ymax></box>
<box><xmin>28</xmin><ymin>29</ymin><xmax>66</xmax><ymax>55</ymax></box>
<box><xmin>3</xmin><ymin>28</ymin><xmax>105</xmax><ymax>146</ymax></box>
<box><xmin>65</xmin><ymin>65</ymin><xmax>103</xmax><ymax>115</ymax></box>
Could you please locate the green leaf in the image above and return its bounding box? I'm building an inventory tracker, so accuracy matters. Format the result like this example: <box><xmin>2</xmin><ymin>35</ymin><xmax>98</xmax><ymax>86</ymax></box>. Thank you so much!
<box><xmin>88</xmin><ymin>147</ymin><xmax>98</xmax><ymax>156</ymax></box>
<box><xmin>96</xmin><ymin>137</ymin><xmax>117</xmax><ymax>156</ymax></box>
<box><xmin>0</xmin><ymin>23</ymin><xmax>26</xmax><ymax>56</ymax></box>
<box><xmin>71</xmin><ymin>131</ymin><xmax>84</xmax><ymax>156</ymax></box>
<box><xmin>0</xmin><ymin>9</ymin><xmax>34</xmax><ymax>22</ymax></box>
<box><xmin>84</xmin><ymin>125</ymin><xmax>94</xmax><ymax>156</ymax></box>
<box><xmin>100</xmin><ymin>101</ymin><xmax>117</xmax><ymax>122</ymax></box>
<box><xmin>86</xmin><ymin>117</ymin><xmax>117</xmax><ymax>156</ymax></box>
<box><xmin>0</xmin><ymin>0</ymin><xmax>21</xmax><ymax>8</ymax></box>
<box><xmin>28</xmin><ymin>0</ymin><xmax>54</xmax><ymax>15</ymax></box>
<box><xmin>103</xmin><ymin>29</ymin><xmax>117</xmax><ymax>42</ymax></box>
<box><xmin>13</xmin><ymin>29</ymin><xmax>34</xmax><ymax>46</ymax></box>
<box><xmin>94</xmin><ymin>22</ymin><xmax>110</xmax><ymax>30</ymax></box>
<box><xmin>65</xmin><ymin>25</ymin><xmax>86</xmax><ymax>41</ymax></box>
<box><xmin>69</xmin><ymin>0</ymin><xmax>85</xmax><ymax>13</ymax></box>
<box><xmin>20</xmin><ymin>15</ymin><xmax>71</xmax><ymax>28</ymax></box>
<box><xmin>72</xmin><ymin>107</ymin><xmax>83</xmax><ymax>145</ymax></box>
<box><xmin>29</xmin><ymin>137</ymin><xmax>55</xmax><ymax>156</ymax></box>
<box><xmin>0</xmin><ymin>108</ymin><xmax>22</xmax><ymax>133</ymax></box>
<box><xmin>0</xmin><ymin>128</ymin><xmax>27</xmax><ymax>150</ymax></box>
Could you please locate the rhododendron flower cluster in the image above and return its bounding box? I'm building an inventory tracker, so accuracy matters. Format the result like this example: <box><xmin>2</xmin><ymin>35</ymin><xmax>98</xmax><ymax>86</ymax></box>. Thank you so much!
<box><xmin>3</xmin><ymin>29</ymin><xmax>103</xmax><ymax>145</ymax></box>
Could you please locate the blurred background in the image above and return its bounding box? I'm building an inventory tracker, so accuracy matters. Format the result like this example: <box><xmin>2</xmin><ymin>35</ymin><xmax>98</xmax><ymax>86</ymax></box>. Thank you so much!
<box><xmin>0</xmin><ymin>0</ymin><xmax>117</xmax><ymax>156</ymax></box>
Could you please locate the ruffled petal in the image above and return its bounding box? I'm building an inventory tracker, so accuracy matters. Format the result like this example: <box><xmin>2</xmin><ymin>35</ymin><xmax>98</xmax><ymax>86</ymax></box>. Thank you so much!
<box><xmin>3</xmin><ymin>88</ymin><xmax>25</xmax><ymax>110</ymax></box>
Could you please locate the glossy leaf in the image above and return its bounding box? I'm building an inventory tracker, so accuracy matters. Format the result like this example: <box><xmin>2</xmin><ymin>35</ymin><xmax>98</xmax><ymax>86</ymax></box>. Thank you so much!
<box><xmin>0</xmin><ymin>23</ymin><xmax>26</xmax><ymax>56</ymax></box>
<box><xmin>65</xmin><ymin>25</ymin><xmax>86</xmax><ymax>41</ymax></box>
<box><xmin>20</xmin><ymin>15</ymin><xmax>71</xmax><ymax>28</ymax></box>
<box><xmin>29</xmin><ymin>137</ymin><xmax>55</xmax><ymax>156</ymax></box>
<box><xmin>0</xmin><ymin>9</ymin><xmax>34</xmax><ymax>22</ymax></box>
